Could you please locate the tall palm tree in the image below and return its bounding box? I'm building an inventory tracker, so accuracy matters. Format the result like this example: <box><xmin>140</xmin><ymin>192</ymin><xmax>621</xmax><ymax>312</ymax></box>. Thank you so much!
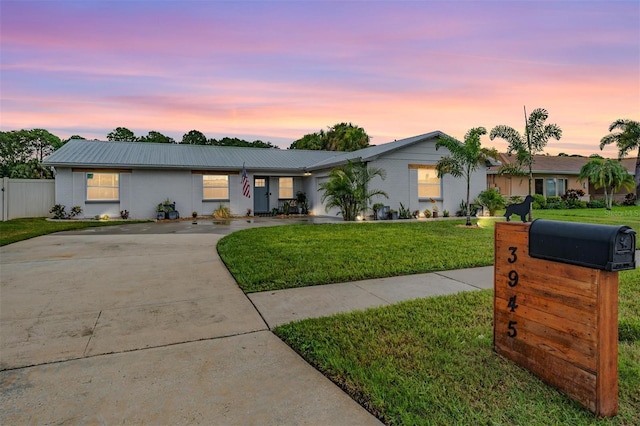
<box><xmin>578</xmin><ymin>158</ymin><xmax>635</xmax><ymax>210</ymax></box>
<box><xmin>436</xmin><ymin>127</ymin><xmax>499</xmax><ymax>226</ymax></box>
<box><xmin>599</xmin><ymin>119</ymin><xmax>640</xmax><ymax>200</ymax></box>
<box><xmin>490</xmin><ymin>107</ymin><xmax>562</xmax><ymax>220</ymax></box>
<box><xmin>319</xmin><ymin>160</ymin><xmax>388</xmax><ymax>221</ymax></box>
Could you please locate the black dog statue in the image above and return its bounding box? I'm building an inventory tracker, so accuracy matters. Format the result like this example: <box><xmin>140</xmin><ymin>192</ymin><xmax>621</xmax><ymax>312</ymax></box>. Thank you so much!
<box><xmin>505</xmin><ymin>195</ymin><xmax>534</xmax><ymax>222</ymax></box>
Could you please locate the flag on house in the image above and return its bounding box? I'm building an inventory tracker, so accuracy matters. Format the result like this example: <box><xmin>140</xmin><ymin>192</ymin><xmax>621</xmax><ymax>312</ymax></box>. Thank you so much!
<box><xmin>241</xmin><ymin>163</ymin><xmax>251</xmax><ymax>198</ymax></box>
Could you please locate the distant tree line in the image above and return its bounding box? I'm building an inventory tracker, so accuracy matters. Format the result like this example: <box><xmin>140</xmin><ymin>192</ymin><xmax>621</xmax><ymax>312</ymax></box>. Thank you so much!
<box><xmin>1</xmin><ymin>123</ymin><xmax>370</xmax><ymax>179</ymax></box>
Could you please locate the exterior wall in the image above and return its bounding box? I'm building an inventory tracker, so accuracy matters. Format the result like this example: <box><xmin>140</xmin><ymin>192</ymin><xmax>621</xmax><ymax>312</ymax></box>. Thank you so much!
<box><xmin>488</xmin><ymin>174</ymin><xmax>588</xmax><ymax>199</ymax></box>
<box><xmin>311</xmin><ymin>139</ymin><xmax>487</xmax><ymax>218</ymax></box>
<box><xmin>1</xmin><ymin>177</ymin><xmax>55</xmax><ymax>221</ymax></box>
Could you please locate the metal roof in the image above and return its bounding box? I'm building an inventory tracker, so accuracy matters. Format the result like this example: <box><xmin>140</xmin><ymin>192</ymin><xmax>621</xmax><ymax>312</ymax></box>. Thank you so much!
<box><xmin>43</xmin><ymin>140</ymin><xmax>341</xmax><ymax>172</ymax></box>
<box><xmin>43</xmin><ymin>132</ymin><xmax>458</xmax><ymax>172</ymax></box>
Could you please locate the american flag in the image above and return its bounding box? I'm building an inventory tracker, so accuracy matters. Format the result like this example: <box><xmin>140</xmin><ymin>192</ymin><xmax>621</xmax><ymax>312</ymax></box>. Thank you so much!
<box><xmin>241</xmin><ymin>163</ymin><xmax>251</xmax><ymax>198</ymax></box>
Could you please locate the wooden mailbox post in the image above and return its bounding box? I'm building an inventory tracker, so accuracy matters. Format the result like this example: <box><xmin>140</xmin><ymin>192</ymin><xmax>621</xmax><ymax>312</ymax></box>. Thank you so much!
<box><xmin>494</xmin><ymin>222</ymin><xmax>619</xmax><ymax>417</ymax></box>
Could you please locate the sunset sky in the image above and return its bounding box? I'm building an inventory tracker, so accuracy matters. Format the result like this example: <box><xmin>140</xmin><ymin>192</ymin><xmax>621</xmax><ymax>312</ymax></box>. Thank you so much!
<box><xmin>1</xmin><ymin>0</ymin><xmax>638</xmax><ymax>157</ymax></box>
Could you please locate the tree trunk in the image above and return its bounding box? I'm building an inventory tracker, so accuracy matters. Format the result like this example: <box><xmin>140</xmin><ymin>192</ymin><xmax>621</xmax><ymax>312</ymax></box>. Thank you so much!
<box><xmin>465</xmin><ymin>173</ymin><xmax>471</xmax><ymax>226</ymax></box>
<box><xmin>635</xmin><ymin>148</ymin><xmax>639</xmax><ymax>200</ymax></box>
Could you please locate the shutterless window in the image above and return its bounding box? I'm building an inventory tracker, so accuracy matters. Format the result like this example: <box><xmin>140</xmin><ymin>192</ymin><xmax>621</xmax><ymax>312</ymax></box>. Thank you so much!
<box><xmin>203</xmin><ymin>175</ymin><xmax>229</xmax><ymax>200</ymax></box>
<box><xmin>87</xmin><ymin>172</ymin><xmax>119</xmax><ymax>201</ymax></box>
<box><xmin>279</xmin><ymin>177</ymin><xmax>293</xmax><ymax>198</ymax></box>
<box><xmin>417</xmin><ymin>168</ymin><xmax>441</xmax><ymax>198</ymax></box>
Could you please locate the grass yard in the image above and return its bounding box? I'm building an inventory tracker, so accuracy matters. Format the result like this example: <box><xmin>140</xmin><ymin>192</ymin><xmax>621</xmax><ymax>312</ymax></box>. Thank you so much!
<box><xmin>0</xmin><ymin>217</ymin><xmax>150</xmax><ymax>246</ymax></box>
<box><xmin>221</xmin><ymin>205</ymin><xmax>639</xmax><ymax>424</ymax></box>
<box><xmin>275</xmin><ymin>267</ymin><xmax>639</xmax><ymax>425</ymax></box>
<box><xmin>218</xmin><ymin>206</ymin><xmax>639</xmax><ymax>293</ymax></box>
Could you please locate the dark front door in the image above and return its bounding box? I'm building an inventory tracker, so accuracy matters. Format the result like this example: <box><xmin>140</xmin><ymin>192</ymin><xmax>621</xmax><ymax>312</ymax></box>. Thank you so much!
<box><xmin>254</xmin><ymin>177</ymin><xmax>269</xmax><ymax>213</ymax></box>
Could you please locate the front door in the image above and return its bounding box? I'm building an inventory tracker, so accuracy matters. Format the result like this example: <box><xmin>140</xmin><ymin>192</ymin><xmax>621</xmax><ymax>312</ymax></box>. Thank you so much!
<box><xmin>254</xmin><ymin>177</ymin><xmax>269</xmax><ymax>213</ymax></box>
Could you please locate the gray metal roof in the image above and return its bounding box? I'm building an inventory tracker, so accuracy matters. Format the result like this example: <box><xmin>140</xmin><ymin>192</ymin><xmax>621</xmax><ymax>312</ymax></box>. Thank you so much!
<box><xmin>44</xmin><ymin>132</ymin><xmax>453</xmax><ymax>172</ymax></box>
<box><xmin>306</xmin><ymin>131</ymin><xmax>445</xmax><ymax>170</ymax></box>
<box><xmin>43</xmin><ymin>140</ymin><xmax>341</xmax><ymax>172</ymax></box>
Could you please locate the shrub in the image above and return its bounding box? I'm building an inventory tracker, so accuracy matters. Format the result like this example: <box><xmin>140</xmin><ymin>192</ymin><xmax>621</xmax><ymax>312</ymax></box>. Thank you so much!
<box><xmin>546</xmin><ymin>201</ymin><xmax>568</xmax><ymax>209</ymax></box>
<box><xmin>443</xmin><ymin>210</ymin><xmax>450</xmax><ymax>217</ymax></box>
<box><xmin>120</xmin><ymin>209</ymin><xmax>129</xmax><ymax>219</ymax></box>
<box><xmin>477</xmin><ymin>188</ymin><xmax>506</xmax><ymax>216</ymax></box>
<box><xmin>213</xmin><ymin>204</ymin><xmax>231</xmax><ymax>219</ymax></box>
<box><xmin>546</xmin><ymin>196</ymin><xmax>562</xmax><ymax>204</ymax></box>
<box><xmin>49</xmin><ymin>204</ymin><xmax>67</xmax><ymax>219</ymax></box>
<box><xmin>587</xmin><ymin>199</ymin><xmax>607</xmax><ymax>208</ymax></box>
<box><xmin>561</xmin><ymin>189</ymin><xmax>586</xmax><ymax>208</ymax></box>
<box><xmin>398</xmin><ymin>202</ymin><xmax>412</xmax><ymax>219</ymax></box>
<box><xmin>623</xmin><ymin>193</ymin><xmax>638</xmax><ymax>206</ymax></box>
<box><xmin>506</xmin><ymin>195</ymin><xmax>523</xmax><ymax>206</ymax></box>
<box><xmin>532</xmin><ymin>194</ymin><xmax>546</xmax><ymax>209</ymax></box>
<box><xmin>70</xmin><ymin>206</ymin><xmax>83</xmax><ymax>217</ymax></box>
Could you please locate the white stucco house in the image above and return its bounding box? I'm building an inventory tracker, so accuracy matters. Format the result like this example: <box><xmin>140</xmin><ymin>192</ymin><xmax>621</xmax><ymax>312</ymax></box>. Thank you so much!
<box><xmin>43</xmin><ymin>131</ymin><xmax>491</xmax><ymax>220</ymax></box>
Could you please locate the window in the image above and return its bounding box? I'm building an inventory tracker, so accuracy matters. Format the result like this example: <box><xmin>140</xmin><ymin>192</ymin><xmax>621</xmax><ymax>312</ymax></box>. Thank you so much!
<box><xmin>203</xmin><ymin>175</ymin><xmax>229</xmax><ymax>200</ymax></box>
<box><xmin>417</xmin><ymin>167</ymin><xmax>441</xmax><ymax>198</ymax></box>
<box><xmin>546</xmin><ymin>178</ymin><xmax>557</xmax><ymax>197</ymax></box>
<box><xmin>87</xmin><ymin>172</ymin><xmax>119</xmax><ymax>201</ymax></box>
<box><xmin>545</xmin><ymin>178</ymin><xmax>568</xmax><ymax>197</ymax></box>
<box><xmin>279</xmin><ymin>177</ymin><xmax>293</xmax><ymax>198</ymax></box>
<box><xmin>255</xmin><ymin>178</ymin><xmax>266</xmax><ymax>188</ymax></box>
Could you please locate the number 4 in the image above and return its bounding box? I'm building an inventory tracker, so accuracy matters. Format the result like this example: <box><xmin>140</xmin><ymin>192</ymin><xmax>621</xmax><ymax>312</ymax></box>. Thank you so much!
<box><xmin>507</xmin><ymin>295</ymin><xmax>518</xmax><ymax>312</ymax></box>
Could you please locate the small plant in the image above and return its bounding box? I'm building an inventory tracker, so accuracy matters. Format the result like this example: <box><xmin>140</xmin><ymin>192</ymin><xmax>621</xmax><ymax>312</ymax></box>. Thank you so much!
<box><xmin>296</xmin><ymin>191</ymin><xmax>307</xmax><ymax>204</ymax></box>
<box><xmin>388</xmin><ymin>208</ymin><xmax>398</xmax><ymax>219</ymax></box>
<box><xmin>398</xmin><ymin>202</ymin><xmax>412</xmax><ymax>219</ymax></box>
<box><xmin>429</xmin><ymin>198</ymin><xmax>439</xmax><ymax>213</ymax></box>
<box><xmin>423</xmin><ymin>209</ymin><xmax>431</xmax><ymax>218</ymax></box>
<box><xmin>532</xmin><ymin>194</ymin><xmax>546</xmax><ymax>209</ymax></box>
<box><xmin>507</xmin><ymin>195</ymin><xmax>523</xmax><ymax>206</ymax></box>
<box><xmin>623</xmin><ymin>193</ymin><xmax>637</xmax><ymax>206</ymax></box>
<box><xmin>192</xmin><ymin>211</ymin><xmax>198</xmax><ymax>218</ymax></box>
<box><xmin>587</xmin><ymin>199</ymin><xmax>607</xmax><ymax>208</ymax></box>
<box><xmin>283</xmin><ymin>201</ymin><xmax>291</xmax><ymax>215</ymax></box>
<box><xmin>246</xmin><ymin>208</ymin><xmax>252</xmax><ymax>217</ymax></box>
<box><xmin>476</xmin><ymin>188</ymin><xmax>506</xmax><ymax>216</ymax></box>
<box><xmin>70</xmin><ymin>206</ymin><xmax>83</xmax><ymax>218</ymax></box>
<box><xmin>119</xmin><ymin>209</ymin><xmax>129</xmax><ymax>219</ymax></box>
<box><xmin>94</xmin><ymin>214</ymin><xmax>109</xmax><ymax>221</ymax></box>
<box><xmin>443</xmin><ymin>210</ymin><xmax>450</xmax><ymax>217</ymax></box>
<box><xmin>300</xmin><ymin>200</ymin><xmax>309</xmax><ymax>215</ymax></box>
<box><xmin>271</xmin><ymin>207</ymin><xmax>279</xmax><ymax>216</ymax></box>
<box><xmin>157</xmin><ymin>204</ymin><xmax>165</xmax><ymax>212</ymax></box>
<box><xmin>372</xmin><ymin>202</ymin><xmax>385</xmax><ymax>220</ymax></box>
<box><xmin>412</xmin><ymin>210</ymin><xmax>420</xmax><ymax>219</ymax></box>
<box><xmin>213</xmin><ymin>204</ymin><xmax>231</xmax><ymax>219</ymax></box>
<box><xmin>50</xmin><ymin>204</ymin><xmax>67</xmax><ymax>219</ymax></box>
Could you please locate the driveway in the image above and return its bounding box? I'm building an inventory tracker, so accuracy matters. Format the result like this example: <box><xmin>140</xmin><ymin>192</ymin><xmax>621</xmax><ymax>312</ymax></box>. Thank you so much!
<box><xmin>1</xmin><ymin>220</ymin><xmax>379</xmax><ymax>425</ymax></box>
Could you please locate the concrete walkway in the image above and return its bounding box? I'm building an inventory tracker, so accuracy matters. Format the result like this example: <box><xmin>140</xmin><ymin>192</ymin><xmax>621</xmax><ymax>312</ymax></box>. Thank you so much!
<box><xmin>1</xmin><ymin>219</ymin><xmax>492</xmax><ymax>425</ymax></box>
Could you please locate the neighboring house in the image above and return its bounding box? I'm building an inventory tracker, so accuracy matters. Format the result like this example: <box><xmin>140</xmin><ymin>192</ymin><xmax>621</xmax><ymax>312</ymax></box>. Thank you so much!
<box><xmin>487</xmin><ymin>153</ymin><xmax>635</xmax><ymax>201</ymax></box>
<box><xmin>43</xmin><ymin>131</ymin><xmax>491</xmax><ymax>219</ymax></box>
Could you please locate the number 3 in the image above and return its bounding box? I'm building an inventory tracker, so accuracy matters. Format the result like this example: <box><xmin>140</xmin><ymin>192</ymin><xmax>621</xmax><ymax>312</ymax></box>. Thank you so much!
<box><xmin>507</xmin><ymin>246</ymin><xmax>518</xmax><ymax>263</ymax></box>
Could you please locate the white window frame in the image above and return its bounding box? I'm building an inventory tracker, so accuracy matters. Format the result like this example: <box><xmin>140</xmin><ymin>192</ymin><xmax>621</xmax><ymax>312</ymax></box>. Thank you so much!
<box><xmin>86</xmin><ymin>172</ymin><xmax>119</xmax><ymax>201</ymax></box>
<box><xmin>279</xmin><ymin>177</ymin><xmax>294</xmax><ymax>199</ymax></box>
<box><xmin>203</xmin><ymin>175</ymin><xmax>229</xmax><ymax>200</ymax></box>
<box><xmin>417</xmin><ymin>167</ymin><xmax>441</xmax><ymax>199</ymax></box>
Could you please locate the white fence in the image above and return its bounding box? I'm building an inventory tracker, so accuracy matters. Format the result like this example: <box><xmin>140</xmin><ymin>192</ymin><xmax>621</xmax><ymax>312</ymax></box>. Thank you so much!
<box><xmin>1</xmin><ymin>178</ymin><xmax>55</xmax><ymax>221</ymax></box>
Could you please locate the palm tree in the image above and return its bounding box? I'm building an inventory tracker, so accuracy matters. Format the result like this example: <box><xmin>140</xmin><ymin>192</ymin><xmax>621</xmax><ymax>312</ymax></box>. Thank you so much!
<box><xmin>599</xmin><ymin>119</ymin><xmax>640</xmax><ymax>201</ymax></box>
<box><xmin>436</xmin><ymin>127</ymin><xmax>499</xmax><ymax>226</ymax></box>
<box><xmin>490</xmin><ymin>107</ymin><xmax>562</xmax><ymax>220</ymax></box>
<box><xmin>319</xmin><ymin>160</ymin><xmax>388</xmax><ymax>221</ymax></box>
<box><xmin>578</xmin><ymin>158</ymin><xmax>635</xmax><ymax>210</ymax></box>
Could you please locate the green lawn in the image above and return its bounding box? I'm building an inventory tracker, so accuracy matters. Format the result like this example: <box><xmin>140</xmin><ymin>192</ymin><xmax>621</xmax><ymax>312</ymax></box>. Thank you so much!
<box><xmin>0</xmin><ymin>217</ymin><xmax>150</xmax><ymax>246</ymax></box>
<box><xmin>221</xmin><ymin>205</ymin><xmax>639</xmax><ymax>424</ymax></box>
<box><xmin>275</xmin><ymin>267</ymin><xmax>639</xmax><ymax>425</ymax></box>
<box><xmin>218</xmin><ymin>206</ymin><xmax>639</xmax><ymax>293</ymax></box>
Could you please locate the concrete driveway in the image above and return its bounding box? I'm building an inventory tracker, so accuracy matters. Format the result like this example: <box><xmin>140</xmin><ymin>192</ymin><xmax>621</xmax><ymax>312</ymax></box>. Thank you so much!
<box><xmin>1</xmin><ymin>220</ymin><xmax>379</xmax><ymax>425</ymax></box>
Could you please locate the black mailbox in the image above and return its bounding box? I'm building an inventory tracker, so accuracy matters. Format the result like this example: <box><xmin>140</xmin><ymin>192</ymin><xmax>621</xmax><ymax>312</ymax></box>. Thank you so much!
<box><xmin>529</xmin><ymin>219</ymin><xmax>636</xmax><ymax>272</ymax></box>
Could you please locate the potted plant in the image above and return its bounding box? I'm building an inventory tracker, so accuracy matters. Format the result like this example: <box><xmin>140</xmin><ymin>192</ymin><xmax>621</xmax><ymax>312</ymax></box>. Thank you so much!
<box><xmin>389</xmin><ymin>209</ymin><xmax>398</xmax><ymax>220</ymax></box>
<box><xmin>156</xmin><ymin>204</ymin><xmax>166</xmax><ymax>220</ymax></box>
<box><xmin>372</xmin><ymin>202</ymin><xmax>385</xmax><ymax>220</ymax></box>
<box><xmin>430</xmin><ymin>198</ymin><xmax>439</xmax><ymax>218</ymax></box>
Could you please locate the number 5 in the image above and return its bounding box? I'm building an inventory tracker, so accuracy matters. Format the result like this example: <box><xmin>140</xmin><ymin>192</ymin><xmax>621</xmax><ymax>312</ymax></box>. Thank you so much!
<box><xmin>507</xmin><ymin>320</ymin><xmax>518</xmax><ymax>338</ymax></box>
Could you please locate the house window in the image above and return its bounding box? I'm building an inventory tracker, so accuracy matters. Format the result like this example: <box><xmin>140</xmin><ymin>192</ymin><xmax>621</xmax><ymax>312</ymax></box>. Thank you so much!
<box><xmin>417</xmin><ymin>167</ymin><xmax>441</xmax><ymax>198</ymax></box>
<box><xmin>203</xmin><ymin>175</ymin><xmax>229</xmax><ymax>200</ymax></box>
<box><xmin>545</xmin><ymin>178</ymin><xmax>568</xmax><ymax>197</ymax></box>
<box><xmin>87</xmin><ymin>172</ymin><xmax>119</xmax><ymax>201</ymax></box>
<box><xmin>279</xmin><ymin>177</ymin><xmax>293</xmax><ymax>199</ymax></box>
<box><xmin>255</xmin><ymin>178</ymin><xmax>266</xmax><ymax>188</ymax></box>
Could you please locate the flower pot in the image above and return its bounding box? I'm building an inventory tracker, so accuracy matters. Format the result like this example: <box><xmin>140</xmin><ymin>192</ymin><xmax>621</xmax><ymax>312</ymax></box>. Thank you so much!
<box><xmin>432</xmin><ymin>211</ymin><xmax>439</xmax><ymax>218</ymax></box>
<box><xmin>157</xmin><ymin>212</ymin><xmax>166</xmax><ymax>220</ymax></box>
<box><xmin>168</xmin><ymin>211</ymin><xmax>179</xmax><ymax>220</ymax></box>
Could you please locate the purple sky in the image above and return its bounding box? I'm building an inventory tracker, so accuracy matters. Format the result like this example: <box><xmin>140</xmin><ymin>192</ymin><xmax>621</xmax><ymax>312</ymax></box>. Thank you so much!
<box><xmin>1</xmin><ymin>0</ymin><xmax>638</xmax><ymax>156</ymax></box>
